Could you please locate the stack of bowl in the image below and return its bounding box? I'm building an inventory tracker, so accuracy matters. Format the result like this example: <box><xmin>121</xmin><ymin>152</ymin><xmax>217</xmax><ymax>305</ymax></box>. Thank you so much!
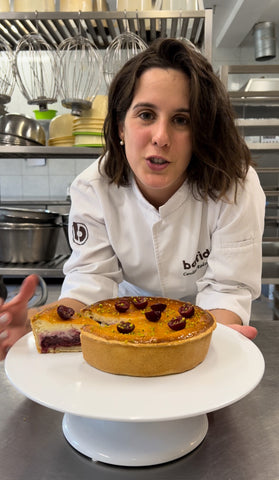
<box><xmin>48</xmin><ymin>114</ymin><xmax>76</xmax><ymax>147</ymax></box>
<box><xmin>0</xmin><ymin>113</ymin><xmax>46</xmax><ymax>146</ymax></box>
<box><xmin>72</xmin><ymin>95</ymin><xmax>107</xmax><ymax>147</ymax></box>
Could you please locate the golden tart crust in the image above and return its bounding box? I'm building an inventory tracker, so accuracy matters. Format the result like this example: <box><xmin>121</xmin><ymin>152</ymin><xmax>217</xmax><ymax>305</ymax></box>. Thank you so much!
<box><xmin>80</xmin><ymin>296</ymin><xmax>216</xmax><ymax>377</ymax></box>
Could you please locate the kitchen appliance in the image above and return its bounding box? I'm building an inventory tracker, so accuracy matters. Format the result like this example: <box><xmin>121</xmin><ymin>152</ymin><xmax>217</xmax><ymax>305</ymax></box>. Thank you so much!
<box><xmin>58</xmin><ymin>34</ymin><xmax>102</xmax><ymax>116</ymax></box>
<box><xmin>13</xmin><ymin>33</ymin><xmax>60</xmax><ymax>112</ymax></box>
<box><xmin>0</xmin><ymin>38</ymin><xmax>15</xmax><ymax>115</ymax></box>
<box><xmin>103</xmin><ymin>30</ymin><xmax>147</xmax><ymax>89</ymax></box>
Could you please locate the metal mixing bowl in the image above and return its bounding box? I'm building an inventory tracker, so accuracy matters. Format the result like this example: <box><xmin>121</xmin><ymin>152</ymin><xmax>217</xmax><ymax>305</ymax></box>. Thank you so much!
<box><xmin>0</xmin><ymin>223</ymin><xmax>61</xmax><ymax>263</ymax></box>
<box><xmin>0</xmin><ymin>113</ymin><xmax>46</xmax><ymax>145</ymax></box>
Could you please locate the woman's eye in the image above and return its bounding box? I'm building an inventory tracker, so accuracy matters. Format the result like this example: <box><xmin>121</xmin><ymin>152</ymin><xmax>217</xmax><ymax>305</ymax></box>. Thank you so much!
<box><xmin>173</xmin><ymin>116</ymin><xmax>190</xmax><ymax>127</ymax></box>
<box><xmin>139</xmin><ymin>111</ymin><xmax>154</xmax><ymax>121</ymax></box>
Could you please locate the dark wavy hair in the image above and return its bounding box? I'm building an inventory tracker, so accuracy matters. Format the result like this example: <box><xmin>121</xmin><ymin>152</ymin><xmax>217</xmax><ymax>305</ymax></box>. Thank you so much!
<box><xmin>100</xmin><ymin>37</ymin><xmax>252</xmax><ymax>201</ymax></box>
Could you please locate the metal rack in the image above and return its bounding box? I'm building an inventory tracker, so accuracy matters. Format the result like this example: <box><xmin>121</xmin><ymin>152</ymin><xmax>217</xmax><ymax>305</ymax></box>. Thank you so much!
<box><xmin>0</xmin><ymin>10</ymin><xmax>213</xmax><ymax>59</ymax></box>
<box><xmin>0</xmin><ymin>145</ymin><xmax>102</xmax><ymax>158</ymax></box>
<box><xmin>220</xmin><ymin>64</ymin><xmax>279</xmax><ymax>285</ymax></box>
<box><xmin>0</xmin><ymin>254</ymin><xmax>69</xmax><ymax>278</ymax></box>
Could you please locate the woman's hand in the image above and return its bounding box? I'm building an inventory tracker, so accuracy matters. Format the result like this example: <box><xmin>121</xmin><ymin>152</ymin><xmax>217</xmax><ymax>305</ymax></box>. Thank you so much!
<box><xmin>210</xmin><ymin>308</ymin><xmax>258</xmax><ymax>340</ymax></box>
<box><xmin>227</xmin><ymin>324</ymin><xmax>258</xmax><ymax>340</ymax></box>
<box><xmin>0</xmin><ymin>274</ymin><xmax>38</xmax><ymax>360</ymax></box>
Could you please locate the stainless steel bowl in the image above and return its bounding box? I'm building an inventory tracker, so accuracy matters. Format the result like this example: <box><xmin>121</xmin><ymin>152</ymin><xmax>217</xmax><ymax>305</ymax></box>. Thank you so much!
<box><xmin>0</xmin><ymin>133</ymin><xmax>42</xmax><ymax>146</ymax></box>
<box><xmin>0</xmin><ymin>223</ymin><xmax>61</xmax><ymax>263</ymax></box>
<box><xmin>0</xmin><ymin>207</ymin><xmax>60</xmax><ymax>224</ymax></box>
<box><xmin>0</xmin><ymin>113</ymin><xmax>46</xmax><ymax>145</ymax></box>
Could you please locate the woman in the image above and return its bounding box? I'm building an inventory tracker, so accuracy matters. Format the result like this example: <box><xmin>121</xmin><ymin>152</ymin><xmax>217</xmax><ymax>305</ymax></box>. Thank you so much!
<box><xmin>0</xmin><ymin>38</ymin><xmax>265</xmax><ymax>359</ymax></box>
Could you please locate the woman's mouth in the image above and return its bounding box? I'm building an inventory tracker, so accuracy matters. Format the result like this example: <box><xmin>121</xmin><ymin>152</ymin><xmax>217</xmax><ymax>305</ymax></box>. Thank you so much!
<box><xmin>146</xmin><ymin>156</ymin><xmax>170</xmax><ymax>170</ymax></box>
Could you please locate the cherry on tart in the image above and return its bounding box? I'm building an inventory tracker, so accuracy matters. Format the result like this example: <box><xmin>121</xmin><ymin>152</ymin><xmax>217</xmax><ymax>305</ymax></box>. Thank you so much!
<box><xmin>150</xmin><ymin>303</ymin><xmax>167</xmax><ymax>312</ymax></box>
<box><xmin>168</xmin><ymin>316</ymin><xmax>186</xmax><ymax>331</ymax></box>
<box><xmin>117</xmin><ymin>321</ymin><xmax>135</xmax><ymax>334</ymax></box>
<box><xmin>114</xmin><ymin>300</ymin><xmax>130</xmax><ymax>313</ymax></box>
<box><xmin>132</xmin><ymin>296</ymin><xmax>148</xmax><ymax>309</ymax></box>
<box><xmin>57</xmin><ymin>305</ymin><xmax>75</xmax><ymax>320</ymax></box>
<box><xmin>178</xmin><ymin>303</ymin><xmax>195</xmax><ymax>318</ymax></box>
<box><xmin>145</xmin><ymin>310</ymin><xmax>161</xmax><ymax>322</ymax></box>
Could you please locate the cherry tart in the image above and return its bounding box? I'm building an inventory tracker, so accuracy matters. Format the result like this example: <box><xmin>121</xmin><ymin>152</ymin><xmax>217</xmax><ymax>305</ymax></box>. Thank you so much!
<box><xmin>80</xmin><ymin>296</ymin><xmax>216</xmax><ymax>377</ymax></box>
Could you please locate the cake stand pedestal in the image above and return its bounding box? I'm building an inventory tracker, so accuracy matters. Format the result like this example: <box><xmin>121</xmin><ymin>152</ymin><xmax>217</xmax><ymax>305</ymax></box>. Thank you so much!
<box><xmin>62</xmin><ymin>413</ymin><xmax>208</xmax><ymax>466</ymax></box>
<box><xmin>5</xmin><ymin>325</ymin><xmax>265</xmax><ymax>467</ymax></box>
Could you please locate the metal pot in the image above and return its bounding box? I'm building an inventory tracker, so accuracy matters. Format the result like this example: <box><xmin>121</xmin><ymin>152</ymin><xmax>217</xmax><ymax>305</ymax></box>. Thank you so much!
<box><xmin>0</xmin><ymin>207</ymin><xmax>60</xmax><ymax>224</ymax></box>
<box><xmin>0</xmin><ymin>113</ymin><xmax>46</xmax><ymax>145</ymax></box>
<box><xmin>0</xmin><ymin>223</ymin><xmax>61</xmax><ymax>263</ymax></box>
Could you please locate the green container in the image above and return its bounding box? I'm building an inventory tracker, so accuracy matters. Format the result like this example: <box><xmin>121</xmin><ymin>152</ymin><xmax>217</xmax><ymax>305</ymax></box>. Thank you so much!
<box><xmin>33</xmin><ymin>109</ymin><xmax>57</xmax><ymax>120</ymax></box>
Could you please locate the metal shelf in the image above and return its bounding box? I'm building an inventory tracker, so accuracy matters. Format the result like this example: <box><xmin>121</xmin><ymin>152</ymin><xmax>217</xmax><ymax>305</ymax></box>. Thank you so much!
<box><xmin>219</xmin><ymin>64</ymin><xmax>279</xmax><ymax>105</ymax></box>
<box><xmin>0</xmin><ymin>10</ymin><xmax>212</xmax><ymax>58</ymax></box>
<box><xmin>237</xmin><ymin>119</ymin><xmax>279</xmax><ymax>127</ymax></box>
<box><xmin>263</xmin><ymin>241</ymin><xmax>279</xmax><ymax>262</ymax></box>
<box><xmin>0</xmin><ymin>254</ymin><xmax>69</xmax><ymax>278</ymax></box>
<box><xmin>0</xmin><ymin>146</ymin><xmax>102</xmax><ymax>158</ymax></box>
<box><xmin>247</xmin><ymin>143</ymin><xmax>279</xmax><ymax>150</ymax></box>
<box><xmin>262</xmin><ymin>263</ymin><xmax>279</xmax><ymax>284</ymax></box>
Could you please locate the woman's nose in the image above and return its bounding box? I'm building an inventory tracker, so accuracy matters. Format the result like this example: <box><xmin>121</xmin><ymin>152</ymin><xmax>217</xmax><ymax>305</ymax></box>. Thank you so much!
<box><xmin>151</xmin><ymin>120</ymin><xmax>170</xmax><ymax>148</ymax></box>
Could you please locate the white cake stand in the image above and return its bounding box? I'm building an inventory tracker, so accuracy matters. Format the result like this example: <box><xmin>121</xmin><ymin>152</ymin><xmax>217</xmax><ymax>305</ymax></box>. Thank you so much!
<box><xmin>5</xmin><ymin>324</ymin><xmax>265</xmax><ymax>467</ymax></box>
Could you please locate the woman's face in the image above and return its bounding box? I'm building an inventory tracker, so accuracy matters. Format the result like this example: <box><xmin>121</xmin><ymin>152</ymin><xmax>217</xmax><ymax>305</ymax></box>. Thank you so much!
<box><xmin>119</xmin><ymin>67</ymin><xmax>192</xmax><ymax>208</ymax></box>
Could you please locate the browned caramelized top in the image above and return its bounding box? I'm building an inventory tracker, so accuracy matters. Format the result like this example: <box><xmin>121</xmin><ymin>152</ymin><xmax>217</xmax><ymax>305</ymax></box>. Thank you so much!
<box><xmin>80</xmin><ymin>296</ymin><xmax>216</xmax><ymax>344</ymax></box>
<box><xmin>31</xmin><ymin>306</ymin><xmax>95</xmax><ymax>326</ymax></box>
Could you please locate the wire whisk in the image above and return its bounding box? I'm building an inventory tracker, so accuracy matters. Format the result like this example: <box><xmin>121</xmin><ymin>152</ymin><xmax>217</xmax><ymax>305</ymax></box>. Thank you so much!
<box><xmin>13</xmin><ymin>33</ymin><xmax>60</xmax><ymax>111</ymax></box>
<box><xmin>58</xmin><ymin>34</ymin><xmax>102</xmax><ymax>117</ymax></box>
<box><xmin>0</xmin><ymin>38</ymin><xmax>15</xmax><ymax>112</ymax></box>
<box><xmin>103</xmin><ymin>13</ymin><xmax>147</xmax><ymax>89</ymax></box>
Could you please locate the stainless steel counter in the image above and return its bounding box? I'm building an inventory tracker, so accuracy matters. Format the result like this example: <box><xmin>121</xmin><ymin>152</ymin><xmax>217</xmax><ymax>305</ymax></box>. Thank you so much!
<box><xmin>1</xmin><ymin>321</ymin><xmax>278</xmax><ymax>480</ymax></box>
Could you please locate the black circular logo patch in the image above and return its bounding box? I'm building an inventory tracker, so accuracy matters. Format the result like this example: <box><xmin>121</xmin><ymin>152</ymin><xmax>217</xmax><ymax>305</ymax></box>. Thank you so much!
<box><xmin>72</xmin><ymin>222</ymin><xmax>89</xmax><ymax>245</ymax></box>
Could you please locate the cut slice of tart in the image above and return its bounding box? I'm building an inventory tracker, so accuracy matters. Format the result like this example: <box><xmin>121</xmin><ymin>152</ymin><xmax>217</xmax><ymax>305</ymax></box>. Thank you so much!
<box><xmin>30</xmin><ymin>305</ymin><xmax>96</xmax><ymax>354</ymax></box>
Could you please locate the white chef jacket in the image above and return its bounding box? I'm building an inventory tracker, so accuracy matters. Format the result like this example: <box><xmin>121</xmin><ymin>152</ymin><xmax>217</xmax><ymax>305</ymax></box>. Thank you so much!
<box><xmin>60</xmin><ymin>159</ymin><xmax>265</xmax><ymax>325</ymax></box>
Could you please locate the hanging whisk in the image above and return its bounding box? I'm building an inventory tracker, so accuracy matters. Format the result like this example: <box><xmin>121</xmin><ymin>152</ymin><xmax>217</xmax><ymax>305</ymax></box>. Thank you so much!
<box><xmin>0</xmin><ymin>39</ymin><xmax>15</xmax><ymax>114</ymax></box>
<box><xmin>58</xmin><ymin>33</ymin><xmax>102</xmax><ymax>117</ymax></box>
<box><xmin>13</xmin><ymin>32</ymin><xmax>60</xmax><ymax>111</ymax></box>
<box><xmin>103</xmin><ymin>14</ymin><xmax>148</xmax><ymax>89</ymax></box>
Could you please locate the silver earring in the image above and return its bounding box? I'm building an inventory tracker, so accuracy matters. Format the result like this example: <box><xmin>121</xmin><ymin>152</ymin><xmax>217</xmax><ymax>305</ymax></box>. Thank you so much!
<box><xmin>120</xmin><ymin>139</ymin><xmax>124</xmax><ymax>146</ymax></box>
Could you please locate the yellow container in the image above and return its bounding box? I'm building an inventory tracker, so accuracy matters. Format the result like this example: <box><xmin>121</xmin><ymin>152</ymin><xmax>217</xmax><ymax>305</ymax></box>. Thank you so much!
<box><xmin>59</xmin><ymin>0</ymin><xmax>92</xmax><ymax>11</ymax></box>
<box><xmin>13</xmin><ymin>0</ymin><xmax>55</xmax><ymax>11</ymax></box>
<box><xmin>0</xmin><ymin>0</ymin><xmax>10</xmax><ymax>12</ymax></box>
